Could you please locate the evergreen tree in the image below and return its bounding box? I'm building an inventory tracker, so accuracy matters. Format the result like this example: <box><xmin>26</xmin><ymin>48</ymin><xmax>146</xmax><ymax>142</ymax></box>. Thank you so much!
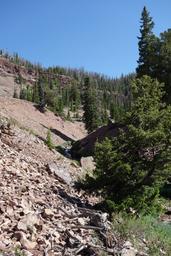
<box><xmin>20</xmin><ymin>86</ymin><xmax>27</xmax><ymax>100</ymax></box>
<box><xmin>70</xmin><ymin>84</ymin><xmax>80</xmax><ymax>111</ymax></box>
<box><xmin>88</xmin><ymin>76</ymin><xmax>171</xmax><ymax>213</ymax></box>
<box><xmin>45</xmin><ymin>129</ymin><xmax>54</xmax><ymax>150</ymax></box>
<box><xmin>38</xmin><ymin>76</ymin><xmax>45</xmax><ymax>112</ymax></box>
<box><xmin>26</xmin><ymin>85</ymin><xmax>33</xmax><ymax>101</ymax></box>
<box><xmin>57</xmin><ymin>97</ymin><xmax>64</xmax><ymax>115</ymax></box>
<box><xmin>110</xmin><ymin>102</ymin><xmax>124</xmax><ymax>122</ymax></box>
<box><xmin>136</xmin><ymin>7</ymin><xmax>171</xmax><ymax>103</ymax></box>
<box><xmin>136</xmin><ymin>6</ymin><xmax>159</xmax><ymax>78</ymax></box>
<box><xmin>83</xmin><ymin>77</ymin><xmax>101</xmax><ymax>133</ymax></box>
<box><xmin>159</xmin><ymin>29</ymin><xmax>171</xmax><ymax>103</ymax></box>
<box><xmin>32</xmin><ymin>82</ymin><xmax>40</xmax><ymax>103</ymax></box>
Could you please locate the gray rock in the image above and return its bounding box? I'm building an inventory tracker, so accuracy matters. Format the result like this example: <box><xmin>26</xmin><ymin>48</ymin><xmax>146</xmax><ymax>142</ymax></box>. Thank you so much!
<box><xmin>80</xmin><ymin>156</ymin><xmax>95</xmax><ymax>171</ymax></box>
<box><xmin>42</xmin><ymin>208</ymin><xmax>54</xmax><ymax>219</ymax></box>
<box><xmin>121</xmin><ymin>241</ymin><xmax>137</xmax><ymax>256</ymax></box>
<box><xmin>17</xmin><ymin>212</ymin><xmax>39</xmax><ymax>232</ymax></box>
<box><xmin>121</xmin><ymin>248</ymin><xmax>137</xmax><ymax>256</ymax></box>
<box><xmin>47</xmin><ymin>162</ymin><xmax>72</xmax><ymax>185</ymax></box>
<box><xmin>14</xmin><ymin>232</ymin><xmax>37</xmax><ymax>250</ymax></box>
<box><xmin>123</xmin><ymin>241</ymin><xmax>133</xmax><ymax>249</ymax></box>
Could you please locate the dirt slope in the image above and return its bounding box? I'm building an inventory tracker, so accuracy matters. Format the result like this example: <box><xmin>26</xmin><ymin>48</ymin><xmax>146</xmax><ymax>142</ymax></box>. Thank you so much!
<box><xmin>0</xmin><ymin>75</ymin><xmax>16</xmax><ymax>97</ymax></box>
<box><xmin>0</xmin><ymin>97</ymin><xmax>86</xmax><ymax>145</ymax></box>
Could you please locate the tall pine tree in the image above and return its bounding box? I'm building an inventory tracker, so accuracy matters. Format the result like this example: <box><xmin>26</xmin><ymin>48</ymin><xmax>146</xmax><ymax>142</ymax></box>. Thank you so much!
<box><xmin>159</xmin><ymin>29</ymin><xmax>171</xmax><ymax>103</ymax></box>
<box><xmin>136</xmin><ymin>6</ymin><xmax>160</xmax><ymax>78</ymax></box>
<box><xmin>38</xmin><ymin>76</ymin><xmax>46</xmax><ymax>112</ymax></box>
<box><xmin>83</xmin><ymin>77</ymin><xmax>101</xmax><ymax>133</ymax></box>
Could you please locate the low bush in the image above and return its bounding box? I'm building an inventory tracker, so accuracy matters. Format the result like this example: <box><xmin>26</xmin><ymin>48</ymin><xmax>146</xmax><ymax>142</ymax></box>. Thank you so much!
<box><xmin>112</xmin><ymin>213</ymin><xmax>171</xmax><ymax>256</ymax></box>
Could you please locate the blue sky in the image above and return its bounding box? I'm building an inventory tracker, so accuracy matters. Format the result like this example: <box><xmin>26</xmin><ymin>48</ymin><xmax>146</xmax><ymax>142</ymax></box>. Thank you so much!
<box><xmin>1</xmin><ymin>0</ymin><xmax>170</xmax><ymax>77</ymax></box>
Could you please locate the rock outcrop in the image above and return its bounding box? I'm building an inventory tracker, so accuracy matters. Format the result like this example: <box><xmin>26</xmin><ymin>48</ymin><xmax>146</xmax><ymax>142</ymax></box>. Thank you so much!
<box><xmin>71</xmin><ymin>123</ymin><xmax>125</xmax><ymax>158</ymax></box>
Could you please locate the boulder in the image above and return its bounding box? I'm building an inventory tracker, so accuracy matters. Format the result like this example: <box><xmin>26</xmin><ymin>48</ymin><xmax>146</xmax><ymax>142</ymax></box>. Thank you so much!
<box><xmin>17</xmin><ymin>213</ymin><xmax>39</xmax><ymax>232</ymax></box>
<box><xmin>80</xmin><ymin>156</ymin><xmax>95</xmax><ymax>171</ymax></box>
<box><xmin>47</xmin><ymin>163</ymin><xmax>72</xmax><ymax>185</ymax></box>
<box><xmin>42</xmin><ymin>208</ymin><xmax>54</xmax><ymax>219</ymax></box>
<box><xmin>121</xmin><ymin>241</ymin><xmax>137</xmax><ymax>256</ymax></box>
<box><xmin>14</xmin><ymin>232</ymin><xmax>37</xmax><ymax>250</ymax></box>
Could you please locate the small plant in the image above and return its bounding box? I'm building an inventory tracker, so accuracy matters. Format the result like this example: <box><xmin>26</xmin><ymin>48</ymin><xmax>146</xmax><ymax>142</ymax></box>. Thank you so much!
<box><xmin>66</xmin><ymin>110</ymin><xmax>71</xmax><ymax>121</ymax></box>
<box><xmin>15</xmin><ymin>247</ymin><xmax>26</xmax><ymax>256</ymax></box>
<box><xmin>112</xmin><ymin>213</ymin><xmax>171</xmax><ymax>256</ymax></box>
<box><xmin>45</xmin><ymin>129</ymin><xmax>54</xmax><ymax>150</ymax></box>
<box><xmin>8</xmin><ymin>117</ymin><xmax>19</xmax><ymax>127</ymax></box>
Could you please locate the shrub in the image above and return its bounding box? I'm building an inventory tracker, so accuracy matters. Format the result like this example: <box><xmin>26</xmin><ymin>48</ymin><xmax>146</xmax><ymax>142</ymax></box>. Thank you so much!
<box><xmin>45</xmin><ymin>129</ymin><xmax>54</xmax><ymax>150</ymax></box>
<box><xmin>85</xmin><ymin>76</ymin><xmax>171</xmax><ymax>214</ymax></box>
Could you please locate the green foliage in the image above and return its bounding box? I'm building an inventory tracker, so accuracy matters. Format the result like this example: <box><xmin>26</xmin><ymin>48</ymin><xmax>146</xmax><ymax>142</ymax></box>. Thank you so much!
<box><xmin>137</xmin><ymin>7</ymin><xmax>171</xmax><ymax>104</ymax></box>
<box><xmin>0</xmin><ymin>48</ymin><xmax>133</xmax><ymax>121</ymax></box>
<box><xmin>158</xmin><ymin>29</ymin><xmax>171</xmax><ymax>103</ymax></box>
<box><xmin>83</xmin><ymin>77</ymin><xmax>102</xmax><ymax>133</ymax></box>
<box><xmin>112</xmin><ymin>213</ymin><xmax>171</xmax><ymax>256</ymax></box>
<box><xmin>136</xmin><ymin>6</ymin><xmax>160</xmax><ymax>78</ymax></box>
<box><xmin>1</xmin><ymin>49</ymin><xmax>134</xmax><ymax>124</ymax></box>
<box><xmin>32</xmin><ymin>82</ymin><xmax>39</xmax><ymax>103</ymax></box>
<box><xmin>37</xmin><ymin>76</ymin><xmax>46</xmax><ymax>112</ymax></box>
<box><xmin>69</xmin><ymin>84</ymin><xmax>81</xmax><ymax>111</ymax></box>
<box><xmin>19</xmin><ymin>86</ymin><xmax>27</xmax><ymax>100</ymax></box>
<box><xmin>15</xmin><ymin>247</ymin><xmax>26</xmax><ymax>256</ymax></box>
<box><xmin>19</xmin><ymin>85</ymin><xmax>33</xmax><ymax>102</ymax></box>
<box><xmin>160</xmin><ymin>182</ymin><xmax>171</xmax><ymax>198</ymax></box>
<box><xmin>45</xmin><ymin>129</ymin><xmax>54</xmax><ymax>150</ymax></box>
<box><xmin>110</xmin><ymin>102</ymin><xmax>124</xmax><ymax>122</ymax></box>
<box><xmin>86</xmin><ymin>76</ymin><xmax>171</xmax><ymax>214</ymax></box>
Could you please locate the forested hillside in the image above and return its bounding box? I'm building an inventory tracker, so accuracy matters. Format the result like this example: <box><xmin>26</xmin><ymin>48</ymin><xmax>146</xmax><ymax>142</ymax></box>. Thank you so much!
<box><xmin>0</xmin><ymin>50</ymin><xmax>134</xmax><ymax>131</ymax></box>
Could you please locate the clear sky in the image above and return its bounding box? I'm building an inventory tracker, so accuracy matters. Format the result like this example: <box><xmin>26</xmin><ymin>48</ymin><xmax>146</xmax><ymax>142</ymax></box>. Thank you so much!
<box><xmin>1</xmin><ymin>0</ymin><xmax>170</xmax><ymax>77</ymax></box>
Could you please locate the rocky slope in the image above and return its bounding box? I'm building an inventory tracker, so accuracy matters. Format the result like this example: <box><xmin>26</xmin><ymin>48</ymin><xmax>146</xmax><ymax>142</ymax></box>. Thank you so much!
<box><xmin>0</xmin><ymin>118</ymin><xmax>138</xmax><ymax>256</ymax></box>
<box><xmin>0</xmin><ymin>56</ymin><xmax>144</xmax><ymax>256</ymax></box>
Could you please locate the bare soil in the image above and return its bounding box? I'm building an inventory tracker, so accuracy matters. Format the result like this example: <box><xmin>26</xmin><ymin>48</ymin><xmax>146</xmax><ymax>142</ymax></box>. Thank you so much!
<box><xmin>0</xmin><ymin>97</ymin><xmax>86</xmax><ymax>146</ymax></box>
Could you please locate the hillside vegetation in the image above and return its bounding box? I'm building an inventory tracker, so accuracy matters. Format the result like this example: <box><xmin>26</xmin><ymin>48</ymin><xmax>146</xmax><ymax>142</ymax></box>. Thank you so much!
<box><xmin>0</xmin><ymin>50</ymin><xmax>134</xmax><ymax>128</ymax></box>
